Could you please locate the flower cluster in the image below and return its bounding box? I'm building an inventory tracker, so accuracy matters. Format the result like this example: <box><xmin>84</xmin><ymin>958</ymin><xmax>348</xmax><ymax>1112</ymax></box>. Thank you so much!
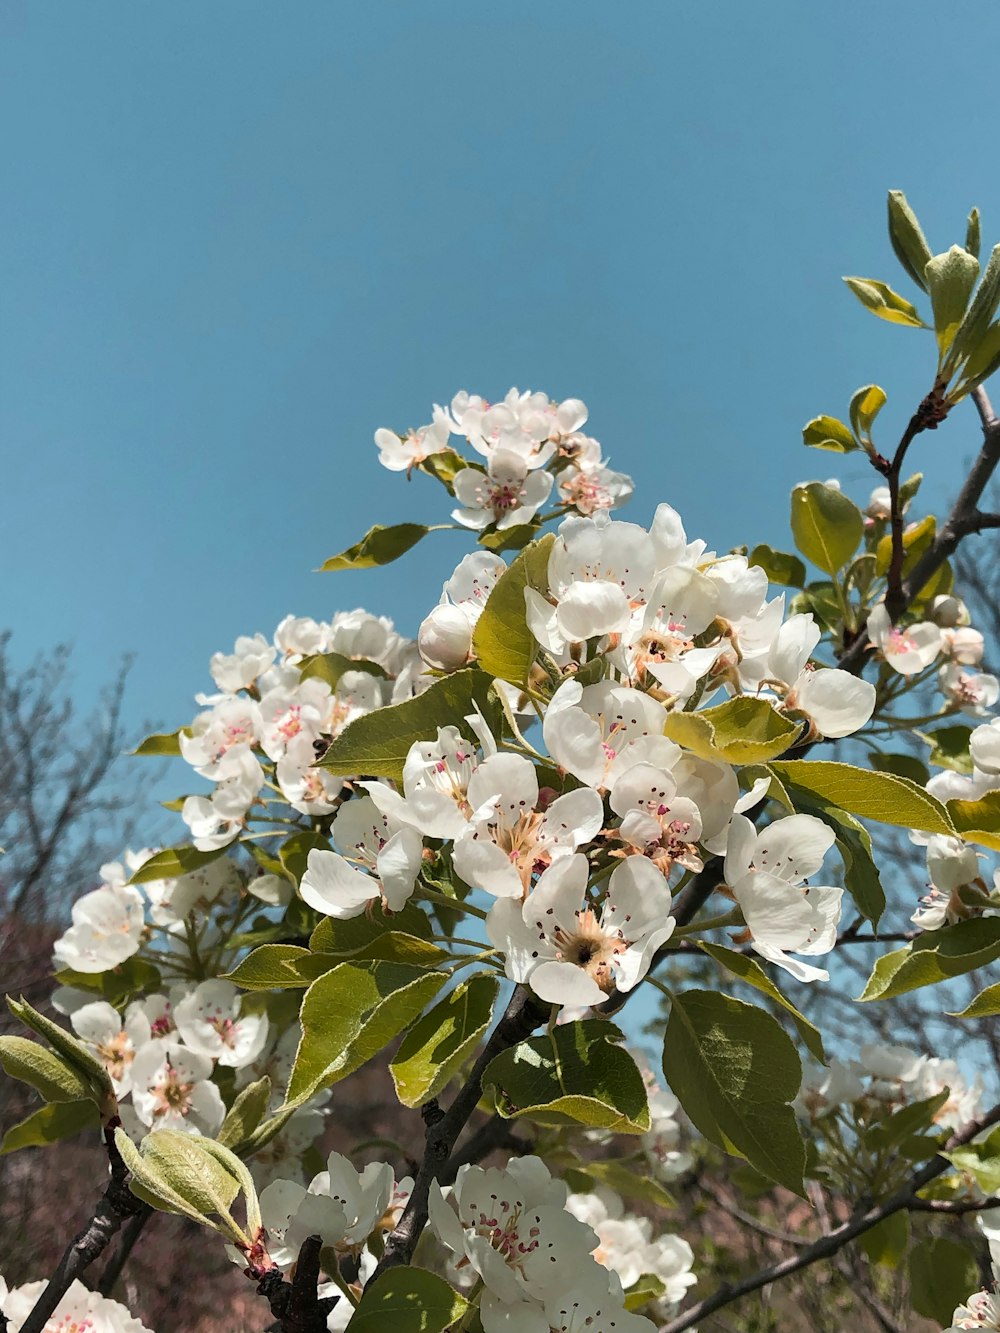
<box><xmin>428</xmin><ymin>1156</ymin><xmax>658</xmax><ymax>1333</ymax></box>
<box><xmin>0</xmin><ymin>1276</ymin><xmax>153</xmax><ymax>1333</ymax></box>
<box><xmin>798</xmin><ymin>1042</ymin><xmax>982</xmax><ymax>1133</ymax></box>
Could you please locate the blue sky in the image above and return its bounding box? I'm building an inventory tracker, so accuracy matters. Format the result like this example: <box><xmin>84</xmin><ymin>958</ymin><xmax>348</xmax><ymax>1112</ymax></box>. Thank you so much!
<box><xmin>3</xmin><ymin>0</ymin><xmax>1000</xmax><ymax>744</ymax></box>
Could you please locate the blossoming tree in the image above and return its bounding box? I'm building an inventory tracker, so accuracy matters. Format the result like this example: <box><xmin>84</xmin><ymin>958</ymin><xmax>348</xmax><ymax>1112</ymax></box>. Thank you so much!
<box><xmin>6</xmin><ymin>192</ymin><xmax>1000</xmax><ymax>1333</ymax></box>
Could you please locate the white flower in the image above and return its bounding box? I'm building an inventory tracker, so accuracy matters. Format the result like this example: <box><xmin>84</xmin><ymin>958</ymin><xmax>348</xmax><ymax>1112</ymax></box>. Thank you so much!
<box><xmin>452</xmin><ymin>450</ymin><xmax>553</xmax><ymax>531</ymax></box>
<box><xmin>556</xmin><ymin>457</ymin><xmax>634</xmax><ymax>516</ymax></box>
<box><xmin>911</xmin><ymin>1057</ymin><xmax>982</xmax><ymax>1131</ymax></box>
<box><xmin>609</xmin><ymin>763</ymin><xmax>704</xmax><ymax>875</ymax></box>
<box><xmin>210</xmin><ymin>633</ymin><xmax>276</xmax><ymax>694</ymax></box>
<box><xmin>566</xmin><ymin>1188</ymin><xmax>651</xmax><ymax>1288</ymax></box>
<box><xmin>858</xmin><ymin>1042</ymin><xmax>923</xmax><ymax>1102</ymax></box>
<box><xmin>927</xmin><ymin>834</ymin><xmax>981</xmax><ymax>893</ymax></box>
<box><xmin>724</xmin><ymin>814</ymin><xmax>843</xmax><ymax>982</ymax></box>
<box><xmin>942</xmin><ymin>625</ymin><xmax>986</xmax><ymax>664</ymax></box>
<box><xmin>70</xmin><ymin>1000</ymin><xmax>151</xmax><ymax>1095</ymax></box>
<box><xmin>130</xmin><ymin>1039</ymin><xmax>225</xmax><ymax>1135</ymax></box>
<box><xmin>181</xmin><ymin>747</ymin><xmax>264</xmax><ymax>850</ymax></box>
<box><xmin>418</xmin><ymin>551</ymin><xmax>506</xmax><ymax>672</ymax></box>
<box><xmin>179</xmin><ymin>697</ymin><xmax>261</xmax><ymax>780</ymax></box>
<box><xmin>543</xmin><ymin>679</ymin><xmax>677</xmax><ymax>790</ymax></box>
<box><xmin>755</xmin><ymin>613</ymin><xmax>875</xmax><ymax>738</ymax></box>
<box><xmin>487</xmin><ymin>854</ymin><xmax>675</xmax><ymax>1005</ymax></box>
<box><xmin>53</xmin><ymin>883</ymin><xmax>145</xmax><ymax>973</ymax></box>
<box><xmin>364</xmin><ymin>726</ymin><xmax>480</xmax><ymax>840</ymax></box>
<box><xmin>940</xmin><ymin>663</ymin><xmax>1000</xmax><ymax>716</ymax></box>
<box><xmin>867</xmin><ymin>603</ymin><xmax>943</xmax><ymax>676</ymax></box>
<box><xmin>428</xmin><ymin>1156</ymin><xmax>598</xmax><ymax>1332</ymax></box>
<box><xmin>538</xmin><ymin>514</ymin><xmax>657</xmax><ymax>648</ymax></box>
<box><xmin>276</xmin><ymin>734</ymin><xmax>345</xmax><ymax>816</ymax></box>
<box><xmin>972</xmin><ymin>719</ymin><xmax>1000</xmax><ymax>775</ymax></box>
<box><xmin>259</xmin><ymin>1153</ymin><xmax>394</xmax><ymax>1269</ymax></box>
<box><xmin>374</xmin><ymin>405</ymin><xmax>451</xmax><ymax>472</ymax></box>
<box><xmin>141</xmin><ymin>856</ymin><xmax>243</xmax><ymax>927</ymax></box>
<box><xmin>797</xmin><ymin>1058</ymin><xmax>866</xmax><ymax>1116</ymax></box>
<box><xmin>327</xmin><ymin>609</ymin><xmax>410</xmax><ymax>674</ymax></box>
<box><xmin>274</xmin><ymin>614</ymin><xmax>329</xmax><ymax>660</ymax></box>
<box><xmin>543</xmin><ymin>1268</ymin><xmax>657</xmax><ymax>1333</ymax></box>
<box><xmin>866</xmin><ymin>485</ymin><xmax>892</xmax><ymax>520</ymax></box>
<box><xmin>298</xmin><ymin>794</ymin><xmax>423</xmax><ymax>918</ymax></box>
<box><xmin>174</xmin><ymin>980</ymin><xmax>269</xmax><ymax>1068</ymax></box>
<box><xmin>452</xmin><ymin>753</ymin><xmax>604</xmax><ymax>898</ymax></box>
<box><xmin>947</xmin><ymin>1266</ymin><xmax>1000</xmax><ymax>1330</ymax></box>
<box><xmin>619</xmin><ymin>565</ymin><xmax>720</xmax><ymax>695</ymax></box>
<box><xmin>0</xmin><ymin>1276</ymin><xmax>154</xmax><ymax>1332</ymax></box>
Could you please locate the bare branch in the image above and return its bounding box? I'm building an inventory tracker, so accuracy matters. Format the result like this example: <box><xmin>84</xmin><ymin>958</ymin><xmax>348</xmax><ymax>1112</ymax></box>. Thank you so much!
<box><xmin>660</xmin><ymin>1101</ymin><xmax>1000</xmax><ymax>1333</ymax></box>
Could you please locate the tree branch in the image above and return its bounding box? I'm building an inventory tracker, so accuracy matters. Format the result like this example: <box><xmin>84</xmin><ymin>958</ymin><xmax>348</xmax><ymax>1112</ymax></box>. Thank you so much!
<box><xmin>841</xmin><ymin>386</ymin><xmax>1000</xmax><ymax>674</ymax></box>
<box><xmin>18</xmin><ymin>1123</ymin><xmax>147</xmax><ymax>1333</ymax></box>
<box><xmin>659</xmin><ymin>1100</ymin><xmax>1000</xmax><ymax>1333</ymax></box>
<box><xmin>96</xmin><ymin>1207</ymin><xmax>152</xmax><ymax>1297</ymax></box>
<box><xmin>373</xmin><ymin>986</ymin><xmax>548</xmax><ymax>1278</ymax></box>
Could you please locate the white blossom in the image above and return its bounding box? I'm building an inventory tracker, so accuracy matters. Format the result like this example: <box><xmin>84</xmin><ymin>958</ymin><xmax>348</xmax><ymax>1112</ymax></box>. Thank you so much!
<box><xmin>174</xmin><ymin>980</ymin><xmax>269</xmax><ymax>1068</ymax></box>
<box><xmin>258</xmin><ymin>1152</ymin><xmax>394</xmax><ymax>1269</ymax></box>
<box><xmin>299</xmin><ymin>794</ymin><xmax>423</xmax><ymax>918</ymax></box>
<box><xmin>0</xmin><ymin>1277</ymin><xmax>154</xmax><ymax>1333</ymax></box>
<box><xmin>70</xmin><ymin>1000</ymin><xmax>151</xmax><ymax>1095</ymax></box>
<box><xmin>210</xmin><ymin>633</ymin><xmax>276</xmax><ymax>694</ymax></box>
<box><xmin>53</xmin><ymin>883</ymin><xmax>145</xmax><ymax>974</ymax></box>
<box><xmin>724</xmin><ymin>814</ymin><xmax>843</xmax><ymax>982</ymax></box>
<box><xmin>130</xmin><ymin>1039</ymin><xmax>225</xmax><ymax>1135</ymax></box>
<box><xmin>487</xmin><ymin>854</ymin><xmax>675</xmax><ymax>1005</ymax></box>
<box><xmin>867</xmin><ymin>603</ymin><xmax>943</xmax><ymax>676</ymax></box>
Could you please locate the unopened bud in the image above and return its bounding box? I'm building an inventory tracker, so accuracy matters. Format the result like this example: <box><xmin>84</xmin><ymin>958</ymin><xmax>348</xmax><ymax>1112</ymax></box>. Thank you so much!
<box><xmin>417</xmin><ymin>605</ymin><xmax>473</xmax><ymax>672</ymax></box>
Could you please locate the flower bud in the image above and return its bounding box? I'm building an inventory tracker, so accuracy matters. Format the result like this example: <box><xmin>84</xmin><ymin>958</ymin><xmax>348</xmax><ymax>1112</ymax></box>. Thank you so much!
<box><xmin>942</xmin><ymin>626</ymin><xmax>985</xmax><ymax>665</ymax></box>
<box><xmin>928</xmin><ymin>594</ymin><xmax>969</xmax><ymax>628</ymax></box>
<box><xmin>417</xmin><ymin>605</ymin><xmax>473</xmax><ymax>672</ymax></box>
<box><xmin>866</xmin><ymin>486</ymin><xmax>892</xmax><ymax>520</ymax></box>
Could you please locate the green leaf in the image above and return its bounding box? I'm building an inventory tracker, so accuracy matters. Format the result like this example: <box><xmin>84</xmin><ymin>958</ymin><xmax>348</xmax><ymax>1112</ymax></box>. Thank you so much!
<box><xmin>923</xmin><ymin>723</ymin><xmax>974</xmax><ymax>775</ymax></box>
<box><xmin>483</xmin><ymin>1021</ymin><xmax>649</xmax><ymax>1134</ymax></box>
<box><xmin>949</xmin><ymin>982</ymin><xmax>1000</xmax><ymax>1018</ymax></box>
<box><xmin>859</xmin><ymin>918</ymin><xmax>1000</xmax><ymax>1000</ymax></box>
<box><xmin>698</xmin><ymin>943</ymin><xmax>825</xmax><ymax>1062</ymax></box>
<box><xmin>944</xmin><ymin>1127</ymin><xmax>1000</xmax><ymax>1194</ymax></box>
<box><xmin>662</xmin><ymin>696</ymin><xmax>800</xmax><ymax>766</ymax></box>
<box><xmin>298</xmin><ymin>651</ymin><xmax>387</xmax><ymax>688</ymax></box>
<box><xmin>478</xmin><ymin>523</ymin><xmax>539</xmax><ymax>553</ymax></box>
<box><xmin>288</xmin><ymin>961</ymin><xmax>446</xmax><ymax>1102</ymax></box>
<box><xmin>319</xmin><ymin>523</ymin><xmax>442</xmax><ymax>573</ymax></box>
<box><xmin>318</xmin><ymin>668</ymin><xmax>497</xmax><ymax>786</ymax></box>
<box><xmin>926</xmin><ymin>245</ymin><xmax>980</xmax><ymax>357</ymax></box>
<box><xmin>624</xmin><ymin>1275</ymin><xmax>667</xmax><ymax>1312</ymax></box>
<box><xmin>418</xmin><ymin>448</ymin><xmax>474</xmax><ymax>491</ymax></box>
<box><xmin>956</xmin><ymin>320</ymin><xmax>1000</xmax><ymax>392</ymax></box>
<box><xmin>224</xmin><ymin>945</ymin><xmax>337</xmax><ymax>990</ymax></box>
<box><xmin>909</xmin><ymin>1236</ymin><xmax>980</xmax><ymax>1326</ymax></box>
<box><xmin>849</xmin><ymin>384</ymin><xmax>888</xmax><ymax>446</ymax></box>
<box><xmin>564</xmin><ymin>1158</ymin><xmax>675</xmax><ymax>1209</ymax></box>
<box><xmin>54</xmin><ymin>958</ymin><xmax>163</xmax><ymax>1005</ymax></box>
<box><xmin>0</xmin><ymin>1037</ymin><xmax>95</xmax><ymax>1105</ymax></box>
<box><xmin>748</xmin><ymin>545</ymin><xmax>806</xmax><ymax>588</ymax></box>
<box><xmin>132</xmin><ymin>729</ymin><xmax>186</xmax><ymax>756</ymax></box>
<box><xmin>875</xmin><ymin>513</ymin><xmax>936</xmax><ymax>578</ymax></box>
<box><xmin>391</xmin><ymin>974</ymin><xmax>499</xmax><ymax>1108</ymax></box>
<box><xmin>790</xmin><ymin>483</ymin><xmax>864</xmax><ymax>575</ymax></box>
<box><xmin>768</xmin><ymin>760</ymin><xmax>955</xmax><ymax>835</ymax></box>
<box><xmin>277</xmin><ymin>829</ymin><xmax>329</xmax><ymax>886</ymax></box>
<box><xmin>218</xmin><ymin>1077</ymin><xmax>272</xmax><ymax>1150</ymax></box>
<box><xmin>6</xmin><ymin>998</ymin><xmax>114</xmax><ymax>1105</ymax></box>
<box><xmin>966</xmin><ymin>207</ymin><xmax>981</xmax><ymax>259</ymax></box>
<box><xmin>128</xmin><ymin>845</ymin><xmax>226</xmax><ymax>883</ymax></box>
<box><xmin>843</xmin><ymin>276</ymin><xmax>924</xmax><ymax>327</ymax></box>
<box><xmin>309</xmin><ymin>901</ymin><xmax>432</xmax><ymax>952</ymax></box>
<box><xmin>948</xmin><ymin>790</ymin><xmax>1000</xmax><ymax>851</ymax></box>
<box><xmin>869</xmin><ymin>751</ymin><xmax>930</xmax><ymax>785</ymax></box>
<box><xmin>864</xmin><ymin>1091</ymin><xmax>949</xmax><ymax>1153</ymax></box>
<box><xmin>951</xmin><ymin>243</ymin><xmax>1000</xmax><ymax>370</ymax></box>
<box><xmin>473</xmin><ymin>534</ymin><xmax>554</xmax><ymax>685</ymax></box>
<box><xmin>887</xmin><ymin>190</ymin><xmax>933</xmax><ymax>291</ymax></box>
<box><xmin>136</xmin><ymin>1130</ymin><xmax>246</xmax><ymax>1232</ymax></box>
<box><xmin>801</xmin><ymin>415</ymin><xmax>859</xmax><ymax>454</ymax></box>
<box><xmin>859</xmin><ymin>1211</ymin><xmax>909</xmax><ymax>1268</ymax></box>
<box><xmin>348</xmin><ymin>1268</ymin><xmax>468</xmax><ymax>1333</ymax></box>
<box><xmin>663</xmin><ymin>990</ymin><xmax>806</xmax><ymax>1195</ymax></box>
<box><xmin>0</xmin><ymin>1100</ymin><xmax>99</xmax><ymax>1155</ymax></box>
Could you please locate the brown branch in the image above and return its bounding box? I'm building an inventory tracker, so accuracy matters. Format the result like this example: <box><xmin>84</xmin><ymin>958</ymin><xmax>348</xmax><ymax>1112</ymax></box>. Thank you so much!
<box><xmin>660</xmin><ymin>1100</ymin><xmax>1000</xmax><ymax>1333</ymax></box>
<box><xmin>907</xmin><ymin>1193</ymin><xmax>1000</xmax><ymax>1215</ymax></box>
<box><xmin>841</xmin><ymin>386</ymin><xmax>1000</xmax><ymax>674</ymax></box>
<box><xmin>372</xmin><ymin>986</ymin><xmax>548</xmax><ymax>1278</ymax></box>
<box><xmin>18</xmin><ymin>1123</ymin><xmax>147</xmax><ymax>1333</ymax></box>
<box><xmin>698</xmin><ymin>1180</ymin><xmax>810</xmax><ymax>1248</ymax></box>
<box><xmin>255</xmin><ymin>1235</ymin><xmax>336</xmax><ymax>1333</ymax></box>
<box><xmin>96</xmin><ymin>1205</ymin><xmax>152</xmax><ymax>1296</ymax></box>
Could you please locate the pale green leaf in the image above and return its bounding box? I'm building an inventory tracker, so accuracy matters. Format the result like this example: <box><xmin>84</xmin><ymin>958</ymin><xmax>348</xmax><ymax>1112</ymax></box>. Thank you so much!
<box><xmin>0</xmin><ymin>1037</ymin><xmax>95</xmax><ymax>1105</ymax></box>
<box><xmin>748</xmin><ymin>545</ymin><xmax>806</xmax><ymax>588</ymax></box>
<box><xmin>859</xmin><ymin>918</ymin><xmax>1000</xmax><ymax>1001</ymax></box>
<box><xmin>698</xmin><ymin>943</ymin><xmax>825</xmax><ymax>1061</ymax></box>
<box><xmin>801</xmin><ymin>415</ymin><xmax>858</xmax><ymax>454</ymax></box>
<box><xmin>0</xmin><ymin>1100</ymin><xmax>99</xmax><ymax>1155</ymax></box>
<box><xmin>790</xmin><ymin>482</ymin><xmax>864</xmax><ymax>575</ymax></box>
<box><xmin>887</xmin><ymin>190</ymin><xmax>933</xmax><ymax>291</ymax></box>
<box><xmin>663</xmin><ymin>990</ymin><xmax>806</xmax><ymax>1195</ymax></box>
<box><xmin>128</xmin><ymin>845</ymin><xmax>226</xmax><ymax>883</ymax></box>
<box><xmin>391</xmin><ymin>974</ymin><xmax>499</xmax><ymax>1108</ymax></box>
<box><xmin>319</xmin><ymin>523</ymin><xmax>443</xmax><ymax>573</ymax></box>
<box><xmin>926</xmin><ymin>245</ymin><xmax>980</xmax><ymax>356</ymax></box>
<box><xmin>663</xmin><ymin>696</ymin><xmax>800</xmax><ymax>766</ymax></box>
<box><xmin>348</xmin><ymin>1268</ymin><xmax>468</xmax><ymax>1333</ymax></box>
<box><xmin>472</xmin><ymin>534</ymin><xmax>554</xmax><ymax>685</ymax></box>
<box><xmin>843</xmin><ymin>276</ymin><xmax>925</xmax><ymax>327</ymax></box>
<box><xmin>768</xmin><ymin>760</ymin><xmax>955</xmax><ymax>835</ymax></box>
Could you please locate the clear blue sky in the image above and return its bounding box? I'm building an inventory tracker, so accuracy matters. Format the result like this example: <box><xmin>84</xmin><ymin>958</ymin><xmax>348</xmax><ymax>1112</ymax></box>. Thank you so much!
<box><xmin>3</xmin><ymin>0</ymin><xmax>1000</xmax><ymax>741</ymax></box>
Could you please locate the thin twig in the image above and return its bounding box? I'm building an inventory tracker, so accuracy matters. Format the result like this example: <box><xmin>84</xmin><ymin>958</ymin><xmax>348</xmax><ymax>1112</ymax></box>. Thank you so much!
<box><xmin>19</xmin><ymin>1123</ymin><xmax>146</xmax><ymax>1333</ymax></box>
<box><xmin>96</xmin><ymin>1206</ymin><xmax>152</xmax><ymax>1296</ymax></box>
<box><xmin>659</xmin><ymin>1101</ymin><xmax>1000</xmax><ymax>1332</ymax></box>
<box><xmin>373</xmin><ymin>986</ymin><xmax>549</xmax><ymax>1277</ymax></box>
<box><xmin>698</xmin><ymin>1180</ymin><xmax>810</xmax><ymax>1248</ymax></box>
